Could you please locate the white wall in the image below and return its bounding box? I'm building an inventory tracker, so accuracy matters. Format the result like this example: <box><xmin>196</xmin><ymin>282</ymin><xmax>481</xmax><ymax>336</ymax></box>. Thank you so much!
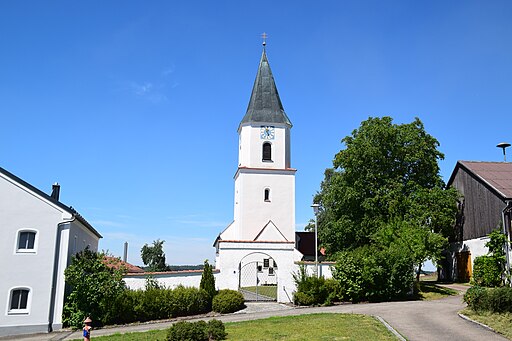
<box><xmin>0</xmin><ymin>175</ymin><xmax>68</xmax><ymax>336</ymax></box>
<box><xmin>215</xmin><ymin>241</ymin><xmax>300</xmax><ymax>303</ymax></box>
<box><xmin>124</xmin><ymin>271</ymin><xmax>220</xmax><ymax>290</ymax></box>
<box><xmin>238</xmin><ymin>124</ymin><xmax>290</xmax><ymax>169</ymax></box>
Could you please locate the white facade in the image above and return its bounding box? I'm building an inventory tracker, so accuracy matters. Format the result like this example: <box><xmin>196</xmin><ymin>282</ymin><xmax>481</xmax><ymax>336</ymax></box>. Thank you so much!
<box><xmin>0</xmin><ymin>168</ymin><xmax>100</xmax><ymax>337</ymax></box>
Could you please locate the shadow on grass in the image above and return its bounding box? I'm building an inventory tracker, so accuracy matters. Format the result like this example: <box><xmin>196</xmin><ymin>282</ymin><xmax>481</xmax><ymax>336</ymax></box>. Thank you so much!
<box><xmin>410</xmin><ymin>281</ymin><xmax>459</xmax><ymax>301</ymax></box>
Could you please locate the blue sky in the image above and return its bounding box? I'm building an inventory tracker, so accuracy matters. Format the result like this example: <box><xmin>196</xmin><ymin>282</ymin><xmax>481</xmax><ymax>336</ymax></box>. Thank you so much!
<box><xmin>1</xmin><ymin>1</ymin><xmax>511</xmax><ymax>266</ymax></box>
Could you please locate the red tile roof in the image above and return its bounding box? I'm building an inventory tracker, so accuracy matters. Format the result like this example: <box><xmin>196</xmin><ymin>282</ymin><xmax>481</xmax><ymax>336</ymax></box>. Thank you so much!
<box><xmin>103</xmin><ymin>256</ymin><xmax>144</xmax><ymax>273</ymax></box>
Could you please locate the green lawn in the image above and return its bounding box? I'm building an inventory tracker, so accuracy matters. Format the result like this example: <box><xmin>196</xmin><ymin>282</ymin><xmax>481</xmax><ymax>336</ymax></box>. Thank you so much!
<box><xmin>461</xmin><ymin>308</ymin><xmax>512</xmax><ymax>339</ymax></box>
<box><xmin>240</xmin><ymin>285</ymin><xmax>277</xmax><ymax>299</ymax></box>
<box><xmin>77</xmin><ymin>313</ymin><xmax>399</xmax><ymax>340</ymax></box>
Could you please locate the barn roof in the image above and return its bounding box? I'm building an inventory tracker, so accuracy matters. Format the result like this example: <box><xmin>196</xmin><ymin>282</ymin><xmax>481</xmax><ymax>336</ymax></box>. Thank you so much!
<box><xmin>448</xmin><ymin>161</ymin><xmax>512</xmax><ymax>200</ymax></box>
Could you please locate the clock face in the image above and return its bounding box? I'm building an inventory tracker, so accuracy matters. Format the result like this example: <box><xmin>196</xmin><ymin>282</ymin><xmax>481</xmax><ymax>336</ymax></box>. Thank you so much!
<box><xmin>260</xmin><ymin>126</ymin><xmax>275</xmax><ymax>140</ymax></box>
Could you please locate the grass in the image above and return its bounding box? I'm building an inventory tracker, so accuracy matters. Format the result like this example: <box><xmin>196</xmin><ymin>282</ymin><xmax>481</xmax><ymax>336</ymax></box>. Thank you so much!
<box><xmin>240</xmin><ymin>285</ymin><xmax>277</xmax><ymax>299</ymax></box>
<box><xmin>461</xmin><ymin>308</ymin><xmax>512</xmax><ymax>339</ymax></box>
<box><xmin>75</xmin><ymin>313</ymin><xmax>398</xmax><ymax>341</ymax></box>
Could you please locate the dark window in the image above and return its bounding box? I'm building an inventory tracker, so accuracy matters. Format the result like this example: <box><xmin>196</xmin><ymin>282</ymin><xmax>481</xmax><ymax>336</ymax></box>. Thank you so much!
<box><xmin>257</xmin><ymin>265</ymin><xmax>263</xmax><ymax>272</ymax></box>
<box><xmin>10</xmin><ymin>289</ymin><xmax>29</xmax><ymax>310</ymax></box>
<box><xmin>263</xmin><ymin>259</ymin><xmax>270</xmax><ymax>268</ymax></box>
<box><xmin>268</xmin><ymin>267</ymin><xmax>275</xmax><ymax>276</ymax></box>
<box><xmin>18</xmin><ymin>231</ymin><xmax>36</xmax><ymax>250</ymax></box>
<box><xmin>262</xmin><ymin>142</ymin><xmax>272</xmax><ymax>161</ymax></box>
<box><xmin>264</xmin><ymin>188</ymin><xmax>270</xmax><ymax>202</ymax></box>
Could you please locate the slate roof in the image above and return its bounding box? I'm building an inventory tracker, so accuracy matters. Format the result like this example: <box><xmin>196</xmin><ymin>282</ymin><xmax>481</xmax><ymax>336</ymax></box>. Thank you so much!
<box><xmin>448</xmin><ymin>161</ymin><xmax>512</xmax><ymax>200</ymax></box>
<box><xmin>0</xmin><ymin>166</ymin><xmax>102</xmax><ymax>238</ymax></box>
<box><xmin>239</xmin><ymin>48</ymin><xmax>292</xmax><ymax>128</ymax></box>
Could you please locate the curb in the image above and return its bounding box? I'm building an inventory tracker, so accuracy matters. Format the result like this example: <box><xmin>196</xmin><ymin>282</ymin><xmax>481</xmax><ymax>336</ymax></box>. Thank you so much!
<box><xmin>373</xmin><ymin>315</ymin><xmax>406</xmax><ymax>341</ymax></box>
<box><xmin>458</xmin><ymin>313</ymin><xmax>496</xmax><ymax>333</ymax></box>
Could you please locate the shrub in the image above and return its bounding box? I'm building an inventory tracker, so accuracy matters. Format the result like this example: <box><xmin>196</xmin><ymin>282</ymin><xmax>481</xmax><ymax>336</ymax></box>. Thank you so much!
<box><xmin>334</xmin><ymin>245</ymin><xmax>414</xmax><ymax>302</ymax></box>
<box><xmin>212</xmin><ymin>289</ymin><xmax>245</xmax><ymax>313</ymax></box>
<box><xmin>207</xmin><ymin>319</ymin><xmax>227</xmax><ymax>340</ymax></box>
<box><xmin>166</xmin><ymin>319</ymin><xmax>226</xmax><ymax>341</ymax></box>
<box><xmin>463</xmin><ymin>286</ymin><xmax>487</xmax><ymax>310</ymax></box>
<box><xmin>292</xmin><ymin>266</ymin><xmax>331</xmax><ymax>306</ymax></box>
<box><xmin>167</xmin><ymin>321</ymin><xmax>207</xmax><ymax>341</ymax></box>
<box><xmin>200</xmin><ymin>259</ymin><xmax>217</xmax><ymax>308</ymax></box>
<box><xmin>472</xmin><ymin>256</ymin><xmax>503</xmax><ymax>287</ymax></box>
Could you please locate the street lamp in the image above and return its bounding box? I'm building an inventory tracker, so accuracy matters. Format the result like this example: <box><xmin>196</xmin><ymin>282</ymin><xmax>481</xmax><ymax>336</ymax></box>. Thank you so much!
<box><xmin>311</xmin><ymin>203</ymin><xmax>320</xmax><ymax>277</ymax></box>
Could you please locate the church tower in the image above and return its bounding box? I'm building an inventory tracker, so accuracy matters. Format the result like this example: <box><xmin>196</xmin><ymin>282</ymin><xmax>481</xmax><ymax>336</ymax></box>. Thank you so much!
<box><xmin>215</xmin><ymin>44</ymin><xmax>300</xmax><ymax>303</ymax></box>
<box><xmin>232</xmin><ymin>48</ymin><xmax>296</xmax><ymax>242</ymax></box>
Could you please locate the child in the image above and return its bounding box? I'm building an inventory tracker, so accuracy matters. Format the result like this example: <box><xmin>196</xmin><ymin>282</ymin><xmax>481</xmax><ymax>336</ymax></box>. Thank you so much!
<box><xmin>83</xmin><ymin>317</ymin><xmax>92</xmax><ymax>341</ymax></box>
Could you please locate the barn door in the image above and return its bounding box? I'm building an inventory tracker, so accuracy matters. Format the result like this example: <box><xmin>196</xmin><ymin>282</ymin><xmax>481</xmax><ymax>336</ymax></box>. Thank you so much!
<box><xmin>239</xmin><ymin>257</ymin><xmax>277</xmax><ymax>301</ymax></box>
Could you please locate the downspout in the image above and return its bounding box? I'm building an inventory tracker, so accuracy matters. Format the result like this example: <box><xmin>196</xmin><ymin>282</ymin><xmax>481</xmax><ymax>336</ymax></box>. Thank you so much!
<box><xmin>502</xmin><ymin>200</ymin><xmax>512</xmax><ymax>285</ymax></box>
<box><xmin>48</xmin><ymin>216</ymin><xmax>75</xmax><ymax>333</ymax></box>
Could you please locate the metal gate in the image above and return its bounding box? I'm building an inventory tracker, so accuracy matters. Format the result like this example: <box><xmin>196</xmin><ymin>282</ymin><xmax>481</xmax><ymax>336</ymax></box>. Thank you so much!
<box><xmin>239</xmin><ymin>258</ymin><xmax>277</xmax><ymax>301</ymax></box>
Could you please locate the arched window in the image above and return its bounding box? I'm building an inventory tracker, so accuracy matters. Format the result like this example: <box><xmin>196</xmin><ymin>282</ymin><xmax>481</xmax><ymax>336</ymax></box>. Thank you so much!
<box><xmin>264</xmin><ymin>188</ymin><xmax>270</xmax><ymax>202</ymax></box>
<box><xmin>9</xmin><ymin>288</ymin><xmax>30</xmax><ymax>313</ymax></box>
<box><xmin>262</xmin><ymin>142</ymin><xmax>272</xmax><ymax>161</ymax></box>
<box><xmin>16</xmin><ymin>230</ymin><xmax>37</xmax><ymax>253</ymax></box>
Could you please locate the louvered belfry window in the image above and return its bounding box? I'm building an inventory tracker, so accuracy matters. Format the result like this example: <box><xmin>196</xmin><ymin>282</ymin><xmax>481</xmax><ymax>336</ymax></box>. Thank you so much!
<box><xmin>262</xmin><ymin>142</ymin><xmax>272</xmax><ymax>161</ymax></box>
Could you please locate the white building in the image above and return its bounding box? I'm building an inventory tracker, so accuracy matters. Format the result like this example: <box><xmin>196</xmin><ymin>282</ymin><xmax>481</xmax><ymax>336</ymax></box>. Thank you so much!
<box><xmin>0</xmin><ymin>167</ymin><xmax>101</xmax><ymax>337</ymax></box>
<box><xmin>214</xmin><ymin>47</ymin><xmax>304</xmax><ymax>303</ymax></box>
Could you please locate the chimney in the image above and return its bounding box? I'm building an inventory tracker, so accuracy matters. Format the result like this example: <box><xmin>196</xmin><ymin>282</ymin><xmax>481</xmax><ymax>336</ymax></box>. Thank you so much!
<box><xmin>123</xmin><ymin>242</ymin><xmax>128</xmax><ymax>262</ymax></box>
<box><xmin>51</xmin><ymin>183</ymin><xmax>60</xmax><ymax>201</ymax></box>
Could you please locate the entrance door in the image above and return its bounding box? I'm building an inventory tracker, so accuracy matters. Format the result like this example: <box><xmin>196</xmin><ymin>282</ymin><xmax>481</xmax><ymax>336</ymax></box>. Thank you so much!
<box><xmin>239</xmin><ymin>256</ymin><xmax>277</xmax><ymax>301</ymax></box>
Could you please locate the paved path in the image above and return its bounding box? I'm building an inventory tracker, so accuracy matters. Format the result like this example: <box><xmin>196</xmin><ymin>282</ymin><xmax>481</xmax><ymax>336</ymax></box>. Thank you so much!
<box><xmin>6</xmin><ymin>286</ymin><xmax>508</xmax><ymax>341</ymax></box>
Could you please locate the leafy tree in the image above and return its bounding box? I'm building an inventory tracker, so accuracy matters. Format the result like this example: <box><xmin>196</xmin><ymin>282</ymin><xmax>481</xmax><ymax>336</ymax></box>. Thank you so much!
<box><xmin>314</xmin><ymin>117</ymin><xmax>459</xmax><ymax>284</ymax></box>
<box><xmin>472</xmin><ymin>229</ymin><xmax>509</xmax><ymax>287</ymax></box>
<box><xmin>62</xmin><ymin>248</ymin><xmax>126</xmax><ymax>328</ymax></box>
<box><xmin>141</xmin><ymin>239</ymin><xmax>167</xmax><ymax>272</ymax></box>
<box><xmin>200</xmin><ymin>259</ymin><xmax>216</xmax><ymax>302</ymax></box>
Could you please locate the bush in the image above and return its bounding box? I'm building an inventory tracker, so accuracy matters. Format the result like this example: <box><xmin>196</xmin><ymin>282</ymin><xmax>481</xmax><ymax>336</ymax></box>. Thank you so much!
<box><xmin>463</xmin><ymin>286</ymin><xmax>487</xmax><ymax>310</ymax></box>
<box><xmin>292</xmin><ymin>266</ymin><xmax>332</xmax><ymax>306</ymax></box>
<box><xmin>472</xmin><ymin>255</ymin><xmax>503</xmax><ymax>287</ymax></box>
<box><xmin>212</xmin><ymin>289</ymin><xmax>245</xmax><ymax>313</ymax></box>
<box><xmin>333</xmin><ymin>245</ymin><xmax>414</xmax><ymax>302</ymax></box>
<box><xmin>166</xmin><ymin>319</ymin><xmax>226</xmax><ymax>341</ymax></box>
<box><xmin>200</xmin><ymin>260</ymin><xmax>216</xmax><ymax>309</ymax></box>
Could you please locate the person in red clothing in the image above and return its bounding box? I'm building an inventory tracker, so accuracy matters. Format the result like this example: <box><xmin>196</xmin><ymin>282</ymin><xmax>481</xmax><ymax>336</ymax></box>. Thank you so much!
<box><xmin>83</xmin><ymin>317</ymin><xmax>92</xmax><ymax>340</ymax></box>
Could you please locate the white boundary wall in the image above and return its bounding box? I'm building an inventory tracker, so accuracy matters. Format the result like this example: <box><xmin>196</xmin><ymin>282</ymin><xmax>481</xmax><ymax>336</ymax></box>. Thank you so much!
<box><xmin>124</xmin><ymin>270</ymin><xmax>220</xmax><ymax>290</ymax></box>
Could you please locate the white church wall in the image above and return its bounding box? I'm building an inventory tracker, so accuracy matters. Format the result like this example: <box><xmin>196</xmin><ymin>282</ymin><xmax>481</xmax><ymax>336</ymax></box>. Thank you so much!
<box><xmin>300</xmin><ymin>262</ymin><xmax>335</xmax><ymax>279</ymax></box>
<box><xmin>216</xmin><ymin>241</ymin><xmax>299</xmax><ymax>303</ymax></box>
<box><xmin>238</xmin><ymin>124</ymin><xmax>290</xmax><ymax>170</ymax></box>
<box><xmin>123</xmin><ymin>271</ymin><xmax>220</xmax><ymax>291</ymax></box>
<box><xmin>233</xmin><ymin>170</ymin><xmax>295</xmax><ymax>241</ymax></box>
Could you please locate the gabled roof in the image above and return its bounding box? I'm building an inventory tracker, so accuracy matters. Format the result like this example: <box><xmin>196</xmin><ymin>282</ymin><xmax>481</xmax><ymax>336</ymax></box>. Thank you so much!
<box><xmin>104</xmin><ymin>256</ymin><xmax>144</xmax><ymax>273</ymax></box>
<box><xmin>0</xmin><ymin>166</ymin><xmax>102</xmax><ymax>238</ymax></box>
<box><xmin>239</xmin><ymin>48</ymin><xmax>292</xmax><ymax>129</ymax></box>
<box><xmin>448</xmin><ymin>161</ymin><xmax>512</xmax><ymax>200</ymax></box>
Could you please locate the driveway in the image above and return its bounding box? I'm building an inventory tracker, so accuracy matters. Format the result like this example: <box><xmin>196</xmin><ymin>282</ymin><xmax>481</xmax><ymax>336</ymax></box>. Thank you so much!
<box><xmin>6</xmin><ymin>287</ymin><xmax>508</xmax><ymax>341</ymax></box>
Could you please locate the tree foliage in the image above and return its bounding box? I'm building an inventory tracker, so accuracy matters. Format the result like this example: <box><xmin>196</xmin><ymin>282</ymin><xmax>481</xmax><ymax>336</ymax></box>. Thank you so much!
<box><xmin>141</xmin><ymin>239</ymin><xmax>167</xmax><ymax>272</ymax></box>
<box><xmin>62</xmin><ymin>248</ymin><xmax>126</xmax><ymax>328</ymax></box>
<box><xmin>315</xmin><ymin>117</ymin><xmax>459</xmax><ymax>282</ymax></box>
<box><xmin>472</xmin><ymin>229</ymin><xmax>508</xmax><ymax>287</ymax></box>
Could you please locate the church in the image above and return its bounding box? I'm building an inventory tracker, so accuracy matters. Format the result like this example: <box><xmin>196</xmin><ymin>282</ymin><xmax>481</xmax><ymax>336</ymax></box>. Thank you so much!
<box><xmin>214</xmin><ymin>44</ymin><xmax>305</xmax><ymax>303</ymax></box>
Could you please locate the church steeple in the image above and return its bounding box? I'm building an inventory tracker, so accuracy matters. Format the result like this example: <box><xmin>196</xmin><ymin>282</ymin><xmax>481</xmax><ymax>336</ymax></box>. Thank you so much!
<box><xmin>239</xmin><ymin>49</ymin><xmax>292</xmax><ymax>128</ymax></box>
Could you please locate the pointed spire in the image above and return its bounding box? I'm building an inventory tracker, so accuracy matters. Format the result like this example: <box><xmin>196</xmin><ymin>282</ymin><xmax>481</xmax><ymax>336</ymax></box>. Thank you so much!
<box><xmin>239</xmin><ymin>48</ymin><xmax>292</xmax><ymax>128</ymax></box>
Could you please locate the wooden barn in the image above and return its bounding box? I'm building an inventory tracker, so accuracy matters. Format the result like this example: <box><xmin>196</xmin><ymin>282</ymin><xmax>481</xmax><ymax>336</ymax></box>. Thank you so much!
<box><xmin>440</xmin><ymin>161</ymin><xmax>512</xmax><ymax>282</ymax></box>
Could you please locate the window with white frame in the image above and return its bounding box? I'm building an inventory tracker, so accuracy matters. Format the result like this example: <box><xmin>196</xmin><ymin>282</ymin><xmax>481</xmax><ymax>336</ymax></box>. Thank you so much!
<box><xmin>8</xmin><ymin>288</ymin><xmax>30</xmax><ymax>314</ymax></box>
<box><xmin>16</xmin><ymin>230</ymin><xmax>37</xmax><ymax>253</ymax></box>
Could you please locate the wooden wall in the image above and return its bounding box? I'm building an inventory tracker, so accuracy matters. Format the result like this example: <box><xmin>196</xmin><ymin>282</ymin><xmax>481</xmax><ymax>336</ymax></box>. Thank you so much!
<box><xmin>451</xmin><ymin>168</ymin><xmax>505</xmax><ymax>240</ymax></box>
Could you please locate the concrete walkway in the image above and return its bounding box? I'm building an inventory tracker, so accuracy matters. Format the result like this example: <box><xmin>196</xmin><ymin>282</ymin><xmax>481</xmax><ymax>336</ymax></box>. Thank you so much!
<box><xmin>6</xmin><ymin>286</ymin><xmax>508</xmax><ymax>341</ymax></box>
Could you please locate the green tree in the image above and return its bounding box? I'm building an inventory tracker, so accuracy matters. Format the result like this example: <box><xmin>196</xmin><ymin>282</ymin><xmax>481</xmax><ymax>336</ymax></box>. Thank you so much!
<box><xmin>141</xmin><ymin>239</ymin><xmax>167</xmax><ymax>272</ymax></box>
<box><xmin>200</xmin><ymin>259</ymin><xmax>216</xmax><ymax>302</ymax></box>
<box><xmin>315</xmin><ymin>117</ymin><xmax>459</xmax><ymax>285</ymax></box>
<box><xmin>62</xmin><ymin>248</ymin><xmax>126</xmax><ymax>328</ymax></box>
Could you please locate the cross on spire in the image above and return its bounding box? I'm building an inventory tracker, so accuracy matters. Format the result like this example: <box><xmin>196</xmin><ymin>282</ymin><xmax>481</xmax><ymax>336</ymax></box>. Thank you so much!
<box><xmin>261</xmin><ymin>32</ymin><xmax>268</xmax><ymax>46</ymax></box>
